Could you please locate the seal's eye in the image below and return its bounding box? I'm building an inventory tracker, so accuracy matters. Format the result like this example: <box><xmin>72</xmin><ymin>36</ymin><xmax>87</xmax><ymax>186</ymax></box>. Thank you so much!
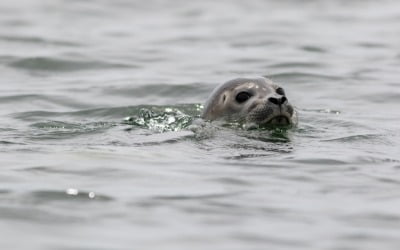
<box><xmin>235</xmin><ymin>92</ymin><xmax>252</xmax><ymax>103</ymax></box>
<box><xmin>276</xmin><ymin>87</ymin><xmax>285</xmax><ymax>96</ymax></box>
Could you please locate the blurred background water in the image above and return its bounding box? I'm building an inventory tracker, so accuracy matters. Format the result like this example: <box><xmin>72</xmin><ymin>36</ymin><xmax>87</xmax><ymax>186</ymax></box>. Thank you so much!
<box><xmin>1</xmin><ymin>0</ymin><xmax>400</xmax><ymax>249</ymax></box>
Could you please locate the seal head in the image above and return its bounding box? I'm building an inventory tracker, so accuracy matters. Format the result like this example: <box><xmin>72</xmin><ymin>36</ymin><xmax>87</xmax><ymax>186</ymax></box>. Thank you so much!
<box><xmin>201</xmin><ymin>77</ymin><xmax>297</xmax><ymax>126</ymax></box>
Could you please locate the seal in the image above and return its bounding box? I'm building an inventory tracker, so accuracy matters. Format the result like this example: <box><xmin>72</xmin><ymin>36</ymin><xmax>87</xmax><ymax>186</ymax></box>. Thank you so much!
<box><xmin>201</xmin><ymin>77</ymin><xmax>297</xmax><ymax>126</ymax></box>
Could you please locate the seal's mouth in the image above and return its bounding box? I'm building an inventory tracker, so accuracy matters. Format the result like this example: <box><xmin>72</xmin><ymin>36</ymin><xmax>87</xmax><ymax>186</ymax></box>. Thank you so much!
<box><xmin>264</xmin><ymin>115</ymin><xmax>291</xmax><ymax>125</ymax></box>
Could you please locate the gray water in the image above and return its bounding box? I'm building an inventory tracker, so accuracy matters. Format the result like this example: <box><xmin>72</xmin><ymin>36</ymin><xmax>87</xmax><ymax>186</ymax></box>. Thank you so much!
<box><xmin>1</xmin><ymin>0</ymin><xmax>400</xmax><ymax>249</ymax></box>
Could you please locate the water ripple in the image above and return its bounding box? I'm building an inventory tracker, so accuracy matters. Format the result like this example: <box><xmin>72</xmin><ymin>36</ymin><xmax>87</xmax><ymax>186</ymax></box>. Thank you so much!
<box><xmin>269</xmin><ymin>62</ymin><xmax>326</xmax><ymax>69</ymax></box>
<box><xmin>152</xmin><ymin>191</ymin><xmax>242</xmax><ymax>201</ymax></box>
<box><xmin>8</xmin><ymin>56</ymin><xmax>136</xmax><ymax>72</ymax></box>
<box><xmin>322</xmin><ymin>133</ymin><xmax>387</xmax><ymax>143</ymax></box>
<box><xmin>0</xmin><ymin>35</ymin><xmax>82</xmax><ymax>47</ymax></box>
<box><xmin>27</xmin><ymin>189</ymin><xmax>113</xmax><ymax>203</ymax></box>
<box><xmin>268</xmin><ymin>72</ymin><xmax>342</xmax><ymax>82</ymax></box>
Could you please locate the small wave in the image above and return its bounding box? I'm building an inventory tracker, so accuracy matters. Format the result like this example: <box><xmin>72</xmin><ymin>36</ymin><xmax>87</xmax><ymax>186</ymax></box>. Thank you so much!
<box><xmin>152</xmin><ymin>191</ymin><xmax>241</xmax><ymax>201</ymax></box>
<box><xmin>11</xmin><ymin>105</ymin><xmax>200</xmax><ymax>144</ymax></box>
<box><xmin>18</xmin><ymin>166</ymin><xmax>131</xmax><ymax>179</ymax></box>
<box><xmin>269</xmin><ymin>62</ymin><xmax>326</xmax><ymax>69</ymax></box>
<box><xmin>356</xmin><ymin>42</ymin><xmax>388</xmax><ymax>48</ymax></box>
<box><xmin>0</xmin><ymin>140</ymin><xmax>25</xmax><ymax>145</ymax></box>
<box><xmin>322</xmin><ymin>133</ymin><xmax>386</xmax><ymax>143</ymax></box>
<box><xmin>126</xmin><ymin>131</ymin><xmax>195</xmax><ymax>147</ymax></box>
<box><xmin>0</xmin><ymin>35</ymin><xmax>81</xmax><ymax>47</ymax></box>
<box><xmin>268</xmin><ymin>72</ymin><xmax>342</xmax><ymax>82</ymax></box>
<box><xmin>31</xmin><ymin>121</ymin><xmax>85</xmax><ymax>129</ymax></box>
<box><xmin>8</xmin><ymin>56</ymin><xmax>135</xmax><ymax>72</ymax></box>
<box><xmin>0</xmin><ymin>94</ymin><xmax>95</xmax><ymax>110</ymax></box>
<box><xmin>27</xmin><ymin>189</ymin><xmax>113</xmax><ymax>203</ymax></box>
<box><xmin>299</xmin><ymin>45</ymin><xmax>327</xmax><ymax>53</ymax></box>
<box><xmin>225</xmin><ymin>153</ymin><xmax>281</xmax><ymax>160</ymax></box>
<box><xmin>230</xmin><ymin>40</ymin><xmax>280</xmax><ymax>48</ymax></box>
<box><xmin>295</xmin><ymin>158</ymin><xmax>348</xmax><ymax>165</ymax></box>
<box><xmin>28</xmin><ymin>121</ymin><xmax>116</xmax><ymax>140</ymax></box>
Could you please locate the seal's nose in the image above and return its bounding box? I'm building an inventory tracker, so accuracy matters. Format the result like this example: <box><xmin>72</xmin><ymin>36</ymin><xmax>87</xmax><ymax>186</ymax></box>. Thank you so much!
<box><xmin>268</xmin><ymin>96</ymin><xmax>287</xmax><ymax>106</ymax></box>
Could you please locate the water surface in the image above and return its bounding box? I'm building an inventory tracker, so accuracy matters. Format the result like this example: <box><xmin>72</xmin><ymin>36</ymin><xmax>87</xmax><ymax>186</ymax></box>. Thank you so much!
<box><xmin>1</xmin><ymin>0</ymin><xmax>400</xmax><ymax>249</ymax></box>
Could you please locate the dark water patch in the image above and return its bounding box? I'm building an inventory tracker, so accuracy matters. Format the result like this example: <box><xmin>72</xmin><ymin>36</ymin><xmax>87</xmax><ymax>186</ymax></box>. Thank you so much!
<box><xmin>202</xmin><ymin>200</ymin><xmax>246</xmax><ymax>211</ymax></box>
<box><xmin>225</xmin><ymin>153</ymin><xmax>282</xmax><ymax>160</ymax></box>
<box><xmin>192</xmin><ymin>123</ymin><xmax>296</xmax><ymax>161</ymax></box>
<box><xmin>369</xmin><ymin>176</ymin><xmax>400</xmax><ymax>185</ymax></box>
<box><xmin>225</xmin><ymin>142</ymin><xmax>293</xmax><ymax>157</ymax></box>
<box><xmin>350</xmin><ymin>68</ymin><xmax>381</xmax><ymax>80</ymax></box>
<box><xmin>232</xmin><ymin>233</ymin><xmax>309</xmax><ymax>247</ymax></box>
<box><xmin>8</xmin><ymin>56</ymin><xmax>135</xmax><ymax>72</ymax></box>
<box><xmin>356</xmin><ymin>42</ymin><xmax>388</xmax><ymax>48</ymax></box>
<box><xmin>192</xmin><ymin>125</ymin><xmax>296</xmax><ymax>160</ymax></box>
<box><xmin>153</xmin><ymin>191</ymin><xmax>242</xmax><ymax>201</ymax></box>
<box><xmin>179</xmin><ymin>203</ymin><xmax>254</xmax><ymax>217</ymax></box>
<box><xmin>230</xmin><ymin>40</ymin><xmax>280</xmax><ymax>48</ymax></box>
<box><xmin>0</xmin><ymin>189</ymin><xmax>11</xmax><ymax>194</ymax></box>
<box><xmin>268</xmin><ymin>72</ymin><xmax>342</xmax><ymax>83</ymax></box>
<box><xmin>26</xmin><ymin>189</ymin><xmax>113</xmax><ymax>203</ymax></box>
<box><xmin>392</xmin><ymin>165</ymin><xmax>400</xmax><ymax>170</ymax></box>
<box><xmin>269</xmin><ymin>62</ymin><xmax>326</xmax><ymax>69</ymax></box>
<box><xmin>336</xmin><ymin>233</ymin><xmax>393</xmax><ymax>247</ymax></box>
<box><xmin>19</xmin><ymin>166</ymin><xmax>125</xmax><ymax>177</ymax></box>
<box><xmin>0</xmin><ymin>140</ymin><xmax>25</xmax><ymax>145</ymax></box>
<box><xmin>157</xmin><ymin>35</ymin><xmax>212</xmax><ymax>45</ymax></box>
<box><xmin>227</xmin><ymin>142</ymin><xmax>293</xmax><ymax>153</ymax></box>
<box><xmin>210</xmin><ymin>177</ymin><xmax>252</xmax><ymax>186</ymax></box>
<box><xmin>294</xmin><ymin>158</ymin><xmax>348</xmax><ymax>165</ymax></box>
<box><xmin>231</xmin><ymin>57</ymin><xmax>268</xmax><ymax>64</ymax></box>
<box><xmin>241</xmin><ymin>132</ymin><xmax>293</xmax><ymax>144</ymax></box>
<box><xmin>0</xmin><ymin>35</ymin><xmax>81</xmax><ymax>47</ymax></box>
<box><xmin>0</xmin><ymin>127</ymin><xmax>17</xmax><ymax>132</ymax></box>
<box><xmin>281</xmin><ymin>174</ymin><xmax>317</xmax><ymax>183</ymax></box>
<box><xmin>299</xmin><ymin>45</ymin><xmax>327</xmax><ymax>53</ymax></box>
<box><xmin>1</xmin><ymin>19</ymin><xmax>30</xmax><ymax>27</ymax></box>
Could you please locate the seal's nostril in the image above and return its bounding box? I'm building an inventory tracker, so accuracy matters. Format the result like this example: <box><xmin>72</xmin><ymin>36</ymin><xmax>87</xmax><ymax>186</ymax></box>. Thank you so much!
<box><xmin>268</xmin><ymin>97</ymin><xmax>279</xmax><ymax>105</ymax></box>
<box><xmin>269</xmin><ymin>96</ymin><xmax>287</xmax><ymax>105</ymax></box>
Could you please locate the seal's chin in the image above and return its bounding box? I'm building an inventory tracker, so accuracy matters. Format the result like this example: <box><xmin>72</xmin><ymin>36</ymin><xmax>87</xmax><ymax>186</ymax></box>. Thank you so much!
<box><xmin>264</xmin><ymin>115</ymin><xmax>291</xmax><ymax>125</ymax></box>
